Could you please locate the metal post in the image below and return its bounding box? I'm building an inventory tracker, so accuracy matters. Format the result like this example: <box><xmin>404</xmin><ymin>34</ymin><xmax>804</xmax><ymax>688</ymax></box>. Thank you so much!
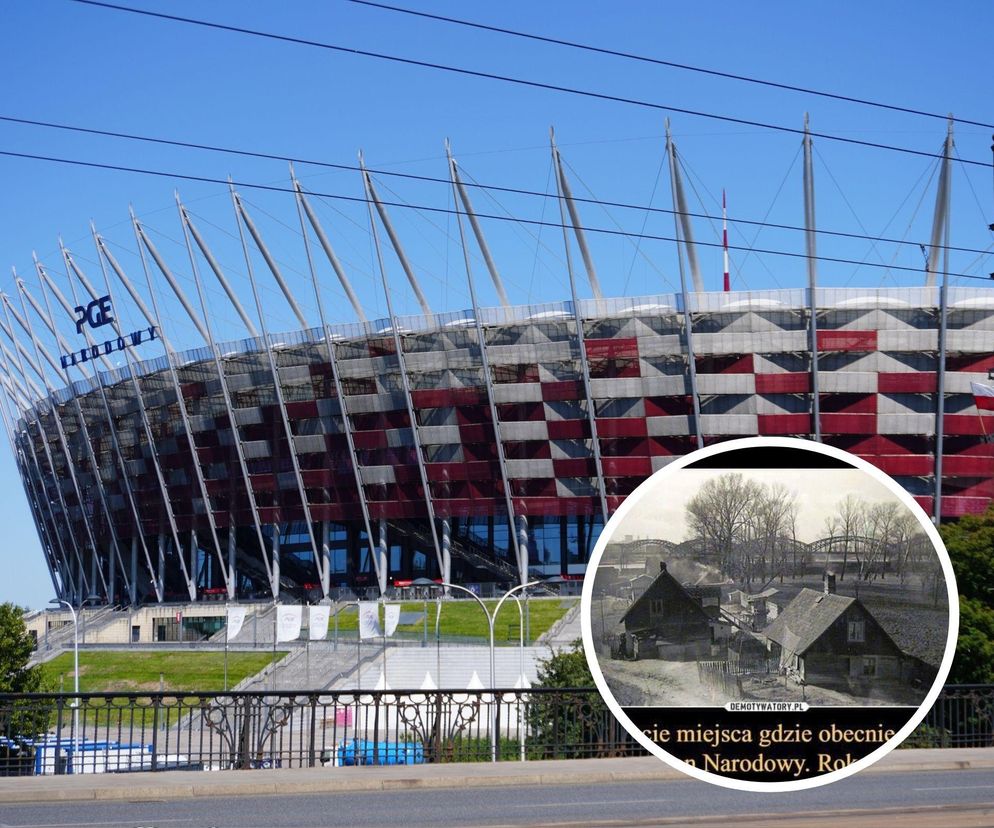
<box><xmin>803</xmin><ymin>115</ymin><xmax>822</xmax><ymax>442</ymax></box>
<box><xmin>129</xmin><ymin>215</ymin><xmax>232</xmax><ymax>597</ymax></box>
<box><xmin>933</xmin><ymin>119</ymin><xmax>954</xmax><ymax>525</ymax></box>
<box><xmin>445</xmin><ymin>145</ymin><xmax>524</xmax><ymax>583</ymax></box>
<box><xmin>177</xmin><ymin>195</ymin><xmax>276</xmax><ymax>598</ymax></box>
<box><xmin>229</xmin><ymin>186</ymin><xmax>326</xmax><ymax>598</ymax></box>
<box><xmin>290</xmin><ymin>170</ymin><xmax>380</xmax><ymax>598</ymax></box>
<box><xmin>361</xmin><ymin>159</ymin><xmax>445</xmax><ymax>579</ymax></box>
<box><xmin>665</xmin><ymin>122</ymin><xmax>704</xmax><ymax>450</ymax></box>
<box><xmin>551</xmin><ymin>132</ymin><xmax>610</xmax><ymax>521</ymax></box>
<box><xmin>88</xmin><ymin>230</ymin><xmax>195</xmax><ymax>601</ymax></box>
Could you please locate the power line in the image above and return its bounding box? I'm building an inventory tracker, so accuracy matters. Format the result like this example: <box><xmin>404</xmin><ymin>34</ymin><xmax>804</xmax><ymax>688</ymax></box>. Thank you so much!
<box><xmin>3</xmin><ymin>146</ymin><xmax>991</xmax><ymax>284</ymax></box>
<box><xmin>66</xmin><ymin>0</ymin><xmax>993</xmax><ymax>172</ymax></box>
<box><xmin>348</xmin><ymin>0</ymin><xmax>994</xmax><ymax>132</ymax></box>
<box><xmin>2</xmin><ymin>113</ymin><xmax>990</xmax><ymax>259</ymax></box>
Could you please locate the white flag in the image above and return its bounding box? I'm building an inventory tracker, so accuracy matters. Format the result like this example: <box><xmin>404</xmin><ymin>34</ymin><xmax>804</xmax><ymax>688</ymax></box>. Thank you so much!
<box><xmin>276</xmin><ymin>605</ymin><xmax>302</xmax><ymax>642</ymax></box>
<box><xmin>308</xmin><ymin>605</ymin><xmax>330</xmax><ymax>641</ymax></box>
<box><xmin>358</xmin><ymin>602</ymin><xmax>381</xmax><ymax>639</ymax></box>
<box><xmin>226</xmin><ymin>606</ymin><xmax>246</xmax><ymax>640</ymax></box>
<box><xmin>384</xmin><ymin>604</ymin><xmax>400</xmax><ymax>637</ymax></box>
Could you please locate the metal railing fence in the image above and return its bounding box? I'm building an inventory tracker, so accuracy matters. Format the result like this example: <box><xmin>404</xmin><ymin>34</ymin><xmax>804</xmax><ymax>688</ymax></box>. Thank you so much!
<box><xmin>0</xmin><ymin>687</ymin><xmax>637</xmax><ymax>776</ymax></box>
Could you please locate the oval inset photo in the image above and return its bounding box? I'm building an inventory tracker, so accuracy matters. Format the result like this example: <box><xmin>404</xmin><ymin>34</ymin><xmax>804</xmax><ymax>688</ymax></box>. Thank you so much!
<box><xmin>581</xmin><ymin>437</ymin><xmax>957</xmax><ymax>791</ymax></box>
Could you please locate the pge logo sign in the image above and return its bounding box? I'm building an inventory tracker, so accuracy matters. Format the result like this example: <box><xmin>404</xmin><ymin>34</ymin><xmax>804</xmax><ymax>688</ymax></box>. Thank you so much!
<box><xmin>74</xmin><ymin>295</ymin><xmax>114</xmax><ymax>335</ymax></box>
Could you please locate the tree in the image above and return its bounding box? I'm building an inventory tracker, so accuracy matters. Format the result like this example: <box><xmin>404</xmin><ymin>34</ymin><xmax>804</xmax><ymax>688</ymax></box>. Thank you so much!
<box><xmin>685</xmin><ymin>473</ymin><xmax>763</xmax><ymax>581</ymax></box>
<box><xmin>0</xmin><ymin>603</ymin><xmax>53</xmax><ymax>774</ymax></box>
<box><xmin>528</xmin><ymin>640</ymin><xmax>619</xmax><ymax>759</ymax></box>
<box><xmin>939</xmin><ymin>507</ymin><xmax>994</xmax><ymax>684</ymax></box>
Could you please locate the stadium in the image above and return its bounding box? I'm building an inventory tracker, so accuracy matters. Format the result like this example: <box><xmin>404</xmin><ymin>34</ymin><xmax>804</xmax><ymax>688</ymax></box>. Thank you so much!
<box><xmin>2</xmin><ymin>129</ymin><xmax>993</xmax><ymax>608</ymax></box>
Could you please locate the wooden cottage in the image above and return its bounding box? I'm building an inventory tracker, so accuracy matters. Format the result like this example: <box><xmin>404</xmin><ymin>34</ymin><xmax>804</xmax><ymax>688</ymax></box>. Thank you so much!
<box><xmin>763</xmin><ymin>578</ymin><xmax>908</xmax><ymax>691</ymax></box>
<box><xmin>620</xmin><ymin>562</ymin><xmax>712</xmax><ymax>660</ymax></box>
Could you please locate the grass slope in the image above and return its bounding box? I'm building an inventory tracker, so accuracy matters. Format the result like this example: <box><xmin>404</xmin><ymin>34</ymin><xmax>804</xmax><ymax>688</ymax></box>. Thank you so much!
<box><xmin>42</xmin><ymin>650</ymin><xmax>285</xmax><ymax>693</ymax></box>
<box><xmin>331</xmin><ymin>598</ymin><xmax>577</xmax><ymax>643</ymax></box>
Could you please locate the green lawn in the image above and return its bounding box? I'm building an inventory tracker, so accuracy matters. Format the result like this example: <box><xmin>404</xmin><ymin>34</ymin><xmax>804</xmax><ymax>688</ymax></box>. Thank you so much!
<box><xmin>41</xmin><ymin>650</ymin><xmax>285</xmax><ymax>694</ymax></box>
<box><xmin>329</xmin><ymin>598</ymin><xmax>576</xmax><ymax>643</ymax></box>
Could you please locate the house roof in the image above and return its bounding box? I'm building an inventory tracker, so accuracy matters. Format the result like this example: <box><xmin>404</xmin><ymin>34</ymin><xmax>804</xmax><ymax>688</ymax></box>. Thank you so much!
<box><xmin>620</xmin><ymin>564</ymin><xmax>709</xmax><ymax>625</ymax></box>
<box><xmin>763</xmin><ymin>589</ymin><xmax>856</xmax><ymax>655</ymax></box>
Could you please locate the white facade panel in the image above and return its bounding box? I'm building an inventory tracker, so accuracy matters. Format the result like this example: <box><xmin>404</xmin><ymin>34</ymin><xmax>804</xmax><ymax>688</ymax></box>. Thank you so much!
<box><xmin>818</xmin><ymin>372</ymin><xmax>877</xmax><ymax>393</ymax></box>
<box><xmin>505</xmin><ymin>459</ymin><xmax>554</xmax><ymax>479</ymax></box>
<box><xmin>646</xmin><ymin>415</ymin><xmax>693</xmax><ymax>436</ymax></box>
<box><xmin>877</xmin><ymin>413</ymin><xmax>934</xmax><ymax>435</ymax></box>
<box><xmin>700</xmin><ymin>414</ymin><xmax>758</xmax><ymax>434</ymax></box>
<box><xmin>499</xmin><ymin>421</ymin><xmax>550</xmax><ymax>442</ymax></box>
<box><xmin>696</xmin><ymin>374</ymin><xmax>756</xmax><ymax>395</ymax></box>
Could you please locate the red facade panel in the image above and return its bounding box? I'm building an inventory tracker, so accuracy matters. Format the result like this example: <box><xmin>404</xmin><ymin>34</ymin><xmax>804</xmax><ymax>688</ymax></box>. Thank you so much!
<box><xmin>541</xmin><ymin>380</ymin><xmax>584</xmax><ymax>402</ymax></box>
<box><xmin>547</xmin><ymin>419</ymin><xmax>590</xmax><ymax>440</ymax></box>
<box><xmin>940</xmin><ymin>496</ymin><xmax>989</xmax><ymax>517</ymax></box>
<box><xmin>817</xmin><ymin>330</ymin><xmax>877</xmax><ymax>351</ymax></box>
<box><xmin>942</xmin><ymin>455</ymin><xmax>994</xmax><ymax>475</ymax></box>
<box><xmin>595</xmin><ymin>417</ymin><xmax>648</xmax><ymax>438</ymax></box>
<box><xmin>820</xmin><ymin>413</ymin><xmax>878</xmax><ymax>434</ymax></box>
<box><xmin>878</xmin><ymin>372</ymin><xmax>937</xmax><ymax>393</ymax></box>
<box><xmin>411</xmin><ymin>387</ymin><xmax>484</xmax><ymax>408</ymax></box>
<box><xmin>944</xmin><ymin>415</ymin><xmax>987</xmax><ymax>436</ymax></box>
<box><xmin>584</xmin><ymin>337</ymin><xmax>639</xmax><ymax>359</ymax></box>
<box><xmin>863</xmin><ymin>455</ymin><xmax>934</xmax><ymax>476</ymax></box>
<box><xmin>284</xmin><ymin>400</ymin><xmax>319</xmax><ymax>419</ymax></box>
<box><xmin>758</xmin><ymin>413</ymin><xmax>811</xmax><ymax>435</ymax></box>
<box><xmin>601</xmin><ymin>456</ymin><xmax>652</xmax><ymax>477</ymax></box>
<box><xmin>755</xmin><ymin>373</ymin><xmax>811</xmax><ymax>394</ymax></box>
<box><xmin>552</xmin><ymin>458</ymin><xmax>597</xmax><ymax>478</ymax></box>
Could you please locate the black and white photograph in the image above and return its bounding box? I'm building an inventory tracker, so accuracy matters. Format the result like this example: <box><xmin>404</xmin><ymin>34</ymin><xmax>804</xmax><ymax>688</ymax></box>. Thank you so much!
<box><xmin>588</xmin><ymin>460</ymin><xmax>950</xmax><ymax>708</ymax></box>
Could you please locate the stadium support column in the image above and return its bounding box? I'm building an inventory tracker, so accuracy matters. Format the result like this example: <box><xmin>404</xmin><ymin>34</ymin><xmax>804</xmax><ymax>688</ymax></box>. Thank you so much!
<box><xmin>21</xmin><ymin>270</ymin><xmax>136</xmax><ymax>603</ymax></box>
<box><xmin>441</xmin><ymin>517</ymin><xmax>451</xmax><ymax>589</ymax></box>
<box><xmin>803</xmin><ymin>115</ymin><xmax>822</xmax><ymax>442</ymax></box>
<box><xmin>177</xmin><ymin>195</ymin><xmax>275</xmax><ymax>600</ymax></box>
<box><xmin>552</xmin><ymin>138</ymin><xmax>603</xmax><ymax>300</ymax></box>
<box><xmin>933</xmin><ymin>119</ymin><xmax>954</xmax><ymax>525</ymax></box>
<box><xmin>291</xmin><ymin>170</ymin><xmax>379</xmax><ymax>598</ymax></box>
<box><xmin>377</xmin><ymin>519</ymin><xmax>388</xmax><ymax>595</ymax></box>
<box><xmin>448</xmin><ymin>152</ymin><xmax>512</xmax><ymax>307</ymax></box>
<box><xmin>293</xmin><ymin>178</ymin><xmax>368</xmax><ymax>323</ymax></box>
<box><xmin>361</xmin><ymin>155</ymin><xmax>445</xmax><ymax>583</ymax></box>
<box><xmin>665</xmin><ymin>121</ymin><xmax>704</xmax><ymax>450</ymax></box>
<box><xmin>517</xmin><ymin>515</ymin><xmax>529</xmax><ymax>587</ymax></box>
<box><xmin>0</xmin><ymin>332</ymin><xmax>72</xmax><ymax>599</ymax></box>
<box><xmin>3</xmin><ymin>288</ymin><xmax>109</xmax><ymax>601</ymax></box>
<box><xmin>48</xmin><ymin>249</ymin><xmax>162</xmax><ymax>601</ymax></box>
<box><xmin>446</xmin><ymin>143</ymin><xmax>524</xmax><ymax>584</ymax></box>
<box><xmin>128</xmin><ymin>216</ymin><xmax>232</xmax><ymax>598</ymax></box>
<box><xmin>87</xmin><ymin>230</ymin><xmax>196</xmax><ymax>601</ymax></box>
<box><xmin>363</xmin><ymin>167</ymin><xmax>433</xmax><ymax>319</ymax></box>
<box><xmin>552</xmin><ymin>130</ymin><xmax>610</xmax><ymax>520</ymax></box>
<box><xmin>230</xmin><ymin>187</ymin><xmax>327</xmax><ymax>599</ymax></box>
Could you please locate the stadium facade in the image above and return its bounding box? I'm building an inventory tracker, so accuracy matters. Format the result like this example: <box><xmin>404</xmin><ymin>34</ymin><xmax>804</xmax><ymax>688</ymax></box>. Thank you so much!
<box><xmin>3</xmin><ymin>128</ymin><xmax>993</xmax><ymax>607</ymax></box>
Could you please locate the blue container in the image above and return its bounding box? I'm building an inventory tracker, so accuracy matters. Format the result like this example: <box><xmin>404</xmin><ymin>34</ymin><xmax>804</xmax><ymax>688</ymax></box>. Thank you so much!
<box><xmin>336</xmin><ymin>739</ymin><xmax>425</xmax><ymax>766</ymax></box>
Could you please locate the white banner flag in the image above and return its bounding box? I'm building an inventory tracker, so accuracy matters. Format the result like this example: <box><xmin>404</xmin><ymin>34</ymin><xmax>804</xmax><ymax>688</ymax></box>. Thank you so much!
<box><xmin>226</xmin><ymin>606</ymin><xmax>246</xmax><ymax>640</ymax></box>
<box><xmin>276</xmin><ymin>605</ymin><xmax>303</xmax><ymax>642</ymax></box>
<box><xmin>384</xmin><ymin>604</ymin><xmax>400</xmax><ymax>637</ymax></box>
<box><xmin>358</xmin><ymin>602</ymin><xmax>381</xmax><ymax>639</ymax></box>
<box><xmin>308</xmin><ymin>605</ymin><xmax>330</xmax><ymax>641</ymax></box>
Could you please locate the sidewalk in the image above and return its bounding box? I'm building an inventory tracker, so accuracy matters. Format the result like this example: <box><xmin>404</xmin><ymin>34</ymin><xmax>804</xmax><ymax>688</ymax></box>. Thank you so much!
<box><xmin>0</xmin><ymin>748</ymin><xmax>990</xmax><ymax>804</ymax></box>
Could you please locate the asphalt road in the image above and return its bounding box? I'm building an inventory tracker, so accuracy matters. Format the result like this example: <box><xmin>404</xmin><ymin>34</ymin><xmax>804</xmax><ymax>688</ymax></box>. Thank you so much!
<box><xmin>2</xmin><ymin>768</ymin><xmax>993</xmax><ymax>828</ymax></box>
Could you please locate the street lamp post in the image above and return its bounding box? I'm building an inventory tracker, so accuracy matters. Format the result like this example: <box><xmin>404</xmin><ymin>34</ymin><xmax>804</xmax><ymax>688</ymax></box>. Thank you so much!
<box><xmin>437</xmin><ymin>580</ymin><xmax>544</xmax><ymax>762</ymax></box>
<box><xmin>49</xmin><ymin>599</ymin><xmax>80</xmax><ymax>773</ymax></box>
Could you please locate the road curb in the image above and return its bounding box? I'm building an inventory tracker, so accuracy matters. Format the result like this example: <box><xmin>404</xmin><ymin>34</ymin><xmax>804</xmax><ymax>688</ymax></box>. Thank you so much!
<box><xmin>0</xmin><ymin>750</ymin><xmax>991</xmax><ymax>804</ymax></box>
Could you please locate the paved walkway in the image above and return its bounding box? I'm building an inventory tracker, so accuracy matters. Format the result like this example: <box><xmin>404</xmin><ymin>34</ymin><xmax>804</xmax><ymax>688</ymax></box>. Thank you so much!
<box><xmin>0</xmin><ymin>748</ymin><xmax>990</xmax><ymax>804</ymax></box>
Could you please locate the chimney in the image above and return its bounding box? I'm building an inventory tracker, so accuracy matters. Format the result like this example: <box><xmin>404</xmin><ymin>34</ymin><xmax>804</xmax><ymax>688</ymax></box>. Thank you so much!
<box><xmin>659</xmin><ymin>561</ymin><xmax>667</xmax><ymax>573</ymax></box>
<box><xmin>823</xmin><ymin>572</ymin><xmax>836</xmax><ymax>595</ymax></box>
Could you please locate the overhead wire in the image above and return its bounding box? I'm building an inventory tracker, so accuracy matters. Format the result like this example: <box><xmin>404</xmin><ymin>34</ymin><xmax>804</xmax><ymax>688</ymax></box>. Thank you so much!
<box><xmin>62</xmin><ymin>1</ymin><xmax>994</xmax><ymax>170</ymax></box>
<box><xmin>2</xmin><ymin>147</ymin><xmax>991</xmax><ymax>286</ymax></box>
<box><xmin>1</xmin><ymin>114</ymin><xmax>988</xmax><ymax>259</ymax></box>
<box><xmin>346</xmin><ymin>0</ymin><xmax>994</xmax><ymax>132</ymax></box>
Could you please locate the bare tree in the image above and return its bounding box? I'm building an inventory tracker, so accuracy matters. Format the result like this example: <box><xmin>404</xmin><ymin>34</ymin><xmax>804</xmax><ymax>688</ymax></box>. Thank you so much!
<box><xmin>685</xmin><ymin>473</ymin><xmax>763</xmax><ymax>580</ymax></box>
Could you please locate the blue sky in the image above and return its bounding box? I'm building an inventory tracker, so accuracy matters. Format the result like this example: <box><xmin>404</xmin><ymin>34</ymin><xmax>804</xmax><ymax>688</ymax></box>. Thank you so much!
<box><xmin>1</xmin><ymin>0</ymin><xmax>992</xmax><ymax>608</ymax></box>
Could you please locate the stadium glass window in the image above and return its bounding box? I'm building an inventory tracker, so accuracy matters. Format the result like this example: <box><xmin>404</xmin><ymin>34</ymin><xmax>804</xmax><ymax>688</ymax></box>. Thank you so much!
<box><xmin>847</xmin><ymin>619</ymin><xmax>865</xmax><ymax>643</ymax></box>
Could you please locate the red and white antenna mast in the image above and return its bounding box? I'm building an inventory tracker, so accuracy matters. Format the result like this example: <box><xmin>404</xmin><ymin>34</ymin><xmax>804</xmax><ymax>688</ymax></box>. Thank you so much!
<box><xmin>722</xmin><ymin>189</ymin><xmax>730</xmax><ymax>292</ymax></box>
